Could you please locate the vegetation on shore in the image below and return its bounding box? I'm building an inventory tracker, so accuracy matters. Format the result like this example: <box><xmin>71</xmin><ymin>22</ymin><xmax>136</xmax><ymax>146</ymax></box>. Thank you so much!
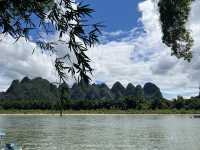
<box><xmin>0</xmin><ymin>109</ymin><xmax>200</xmax><ymax>114</ymax></box>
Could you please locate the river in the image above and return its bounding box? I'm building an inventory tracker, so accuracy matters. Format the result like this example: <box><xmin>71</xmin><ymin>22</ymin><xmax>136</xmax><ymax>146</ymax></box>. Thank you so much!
<box><xmin>0</xmin><ymin>115</ymin><xmax>199</xmax><ymax>150</ymax></box>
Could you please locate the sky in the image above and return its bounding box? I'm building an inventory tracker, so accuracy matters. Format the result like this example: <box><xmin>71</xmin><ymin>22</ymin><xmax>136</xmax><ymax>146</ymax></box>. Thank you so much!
<box><xmin>83</xmin><ymin>0</ymin><xmax>142</xmax><ymax>32</ymax></box>
<box><xmin>0</xmin><ymin>0</ymin><xmax>200</xmax><ymax>99</ymax></box>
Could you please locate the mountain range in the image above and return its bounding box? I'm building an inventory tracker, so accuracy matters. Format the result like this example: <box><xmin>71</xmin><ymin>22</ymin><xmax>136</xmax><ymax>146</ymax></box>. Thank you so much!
<box><xmin>0</xmin><ymin>77</ymin><xmax>163</xmax><ymax>102</ymax></box>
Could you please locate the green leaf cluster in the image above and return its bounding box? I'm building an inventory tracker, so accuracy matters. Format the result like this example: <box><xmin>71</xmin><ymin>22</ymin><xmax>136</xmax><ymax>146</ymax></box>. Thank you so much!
<box><xmin>158</xmin><ymin>0</ymin><xmax>194</xmax><ymax>61</ymax></box>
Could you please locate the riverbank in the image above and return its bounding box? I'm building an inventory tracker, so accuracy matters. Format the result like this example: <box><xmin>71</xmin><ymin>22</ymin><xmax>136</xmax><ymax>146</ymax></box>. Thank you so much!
<box><xmin>0</xmin><ymin>109</ymin><xmax>200</xmax><ymax>115</ymax></box>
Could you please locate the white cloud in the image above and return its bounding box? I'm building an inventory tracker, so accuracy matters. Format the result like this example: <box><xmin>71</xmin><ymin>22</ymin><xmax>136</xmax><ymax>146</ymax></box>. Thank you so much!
<box><xmin>0</xmin><ymin>35</ymin><xmax>58</xmax><ymax>91</ymax></box>
<box><xmin>86</xmin><ymin>0</ymin><xmax>200</xmax><ymax>99</ymax></box>
<box><xmin>1</xmin><ymin>0</ymin><xmax>200</xmax><ymax>99</ymax></box>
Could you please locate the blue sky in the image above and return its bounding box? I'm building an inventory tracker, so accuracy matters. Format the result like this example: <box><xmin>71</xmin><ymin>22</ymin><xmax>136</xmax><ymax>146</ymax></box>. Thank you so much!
<box><xmin>32</xmin><ymin>0</ymin><xmax>143</xmax><ymax>41</ymax></box>
<box><xmin>84</xmin><ymin>0</ymin><xmax>142</xmax><ymax>32</ymax></box>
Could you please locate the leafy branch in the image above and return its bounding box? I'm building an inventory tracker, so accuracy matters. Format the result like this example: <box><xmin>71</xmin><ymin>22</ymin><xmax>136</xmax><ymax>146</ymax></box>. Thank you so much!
<box><xmin>158</xmin><ymin>0</ymin><xmax>194</xmax><ymax>61</ymax></box>
<box><xmin>0</xmin><ymin>0</ymin><xmax>102</xmax><ymax>84</ymax></box>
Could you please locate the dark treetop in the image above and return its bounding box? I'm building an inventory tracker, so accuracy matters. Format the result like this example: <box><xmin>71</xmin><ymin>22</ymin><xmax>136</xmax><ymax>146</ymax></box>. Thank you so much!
<box><xmin>158</xmin><ymin>0</ymin><xmax>194</xmax><ymax>61</ymax></box>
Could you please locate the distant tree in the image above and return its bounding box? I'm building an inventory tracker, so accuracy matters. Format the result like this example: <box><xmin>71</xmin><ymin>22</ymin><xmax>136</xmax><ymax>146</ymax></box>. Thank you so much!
<box><xmin>173</xmin><ymin>95</ymin><xmax>185</xmax><ymax>109</ymax></box>
<box><xmin>158</xmin><ymin>0</ymin><xmax>194</xmax><ymax>61</ymax></box>
<box><xmin>151</xmin><ymin>99</ymin><xmax>162</xmax><ymax>109</ymax></box>
<box><xmin>124</xmin><ymin>96</ymin><xmax>137</xmax><ymax>109</ymax></box>
<box><xmin>58</xmin><ymin>82</ymin><xmax>70</xmax><ymax>115</ymax></box>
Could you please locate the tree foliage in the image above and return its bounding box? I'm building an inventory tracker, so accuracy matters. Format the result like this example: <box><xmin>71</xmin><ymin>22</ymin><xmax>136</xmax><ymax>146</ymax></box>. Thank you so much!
<box><xmin>158</xmin><ymin>0</ymin><xmax>194</xmax><ymax>61</ymax></box>
<box><xmin>0</xmin><ymin>0</ymin><xmax>102</xmax><ymax>83</ymax></box>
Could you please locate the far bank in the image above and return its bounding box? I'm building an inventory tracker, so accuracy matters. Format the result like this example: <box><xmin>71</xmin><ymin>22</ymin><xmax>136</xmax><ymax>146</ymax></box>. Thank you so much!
<box><xmin>0</xmin><ymin>109</ymin><xmax>200</xmax><ymax>115</ymax></box>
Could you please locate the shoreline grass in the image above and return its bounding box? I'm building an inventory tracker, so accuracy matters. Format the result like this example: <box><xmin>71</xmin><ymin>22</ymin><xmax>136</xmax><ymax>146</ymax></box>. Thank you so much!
<box><xmin>0</xmin><ymin>109</ymin><xmax>200</xmax><ymax>115</ymax></box>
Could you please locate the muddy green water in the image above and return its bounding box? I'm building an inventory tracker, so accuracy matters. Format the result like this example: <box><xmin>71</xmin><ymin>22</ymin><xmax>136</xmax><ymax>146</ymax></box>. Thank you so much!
<box><xmin>0</xmin><ymin>115</ymin><xmax>199</xmax><ymax>150</ymax></box>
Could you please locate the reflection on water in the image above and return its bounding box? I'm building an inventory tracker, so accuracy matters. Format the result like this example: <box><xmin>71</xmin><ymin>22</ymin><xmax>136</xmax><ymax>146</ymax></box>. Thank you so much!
<box><xmin>0</xmin><ymin>115</ymin><xmax>200</xmax><ymax>150</ymax></box>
